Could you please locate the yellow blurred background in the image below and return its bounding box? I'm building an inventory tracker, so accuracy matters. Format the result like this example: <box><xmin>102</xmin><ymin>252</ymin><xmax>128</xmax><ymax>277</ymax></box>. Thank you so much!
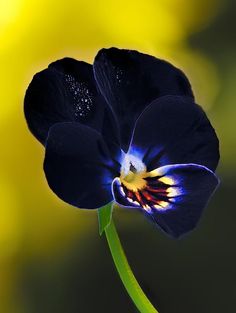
<box><xmin>0</xmin><ymin>0</ymin><xmax>235</xmax><ymax>312</ymax></box>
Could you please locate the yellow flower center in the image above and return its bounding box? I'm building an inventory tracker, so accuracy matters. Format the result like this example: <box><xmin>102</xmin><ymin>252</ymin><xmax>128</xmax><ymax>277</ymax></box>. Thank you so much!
<box><xmin>119</xmin><ymin>154</ymin><xmax>147</xmax><ymax>192</ymax></box>
<box><xmin>120</xmin><ymin>170</ymin><xmax>148</xmax><ymax>192</ymax></box>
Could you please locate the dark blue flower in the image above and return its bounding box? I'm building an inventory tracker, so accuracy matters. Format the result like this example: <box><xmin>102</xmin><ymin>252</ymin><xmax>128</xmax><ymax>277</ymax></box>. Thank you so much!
<box><xmin>24</xmin><ymin>47</ymin><xmax>220</xmax><ymax>238</ymax></box>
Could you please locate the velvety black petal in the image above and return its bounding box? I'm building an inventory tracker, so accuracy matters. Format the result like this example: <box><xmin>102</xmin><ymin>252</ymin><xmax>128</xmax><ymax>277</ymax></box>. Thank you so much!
<box><xmin>129</xmin><ymin>95</ymin><xmax>219</xmax><ymax>172</ymax></box>
<box><xmin>93</xmin><ymin>47</ymin><xmax>194</xmax><ymax>151</ymax></box>
<box><xmin>146</xmin><ymin>164</ymin><xmax>219</xmax><ymax>238</ymax></box>
<box><xmin>24</xmin><ymin>58</ymin><xmax>120</xmax><ymax>153</ymax></box>
<box><xmin>113</xmin><ymin>163</ymin><xmax>219</xmax><ymax>238</ymax></box>
<box><xmin>44</xmin><ymin>122</ymin><xmax>121</xmax><ymax>209</ymax></box>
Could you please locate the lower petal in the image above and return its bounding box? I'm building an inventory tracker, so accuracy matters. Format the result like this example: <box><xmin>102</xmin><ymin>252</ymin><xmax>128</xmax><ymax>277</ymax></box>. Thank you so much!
<box><xmin>112</xmin><ymin>163</ymin><xmax>219</xmax><ymax>237</ymax></box>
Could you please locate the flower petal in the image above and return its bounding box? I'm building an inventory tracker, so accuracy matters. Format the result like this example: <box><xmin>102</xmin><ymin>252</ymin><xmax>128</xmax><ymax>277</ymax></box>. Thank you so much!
<box><xmin>113</xmin><ymin>163</ymin><xmax>219</xmax><ymax>238</ymax></box>
<box><xmin>24</xmin><ymin>58</ymin><xmax>120</xmax><ymax>153</ymax></box>
<box><xmin>129</xmin><ymin>95</ymin><xmax>219</xmax><ymax>172</ymax></box>
<box><xmin>44</xmin><ymin>122</ymin><xmax>121</xmax><ymax>209</ymax></box>
<box><xmin>93</xmin><ymin>47</ymin><xmax>194</xmax><ymax>151</ymax></box>
<box><xmin>145</xmin><ymin>164</ymin><xmax>219</xmax><ymax>238</ymax></box>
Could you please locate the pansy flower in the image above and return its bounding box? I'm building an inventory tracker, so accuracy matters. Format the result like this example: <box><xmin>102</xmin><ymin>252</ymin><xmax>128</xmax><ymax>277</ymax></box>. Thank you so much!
<box><xmin>24</xmin><ymin>47</ymin><xmax>219</xmax><ymax>238</ymax></box>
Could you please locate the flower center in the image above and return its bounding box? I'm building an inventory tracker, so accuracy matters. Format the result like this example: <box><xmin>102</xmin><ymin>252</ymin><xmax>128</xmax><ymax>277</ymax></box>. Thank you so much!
<box><xmin>120</xmin><ymin>154</ymin><xmax>147</xmax><ymax>192</ymax></box>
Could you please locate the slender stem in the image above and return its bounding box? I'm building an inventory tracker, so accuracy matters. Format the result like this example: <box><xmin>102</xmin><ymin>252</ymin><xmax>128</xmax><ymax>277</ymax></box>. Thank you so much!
<box><xmin>105</xmin><ymin>219</ymin><xmax>159</xmax><ymax>313</ymax></box>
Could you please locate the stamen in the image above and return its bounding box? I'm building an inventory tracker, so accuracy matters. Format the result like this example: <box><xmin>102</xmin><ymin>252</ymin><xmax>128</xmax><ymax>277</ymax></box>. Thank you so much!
<box><xmin>121</xmin><ymin>154</ymin><xmax>146</xmax><ymax>176</ymax></box>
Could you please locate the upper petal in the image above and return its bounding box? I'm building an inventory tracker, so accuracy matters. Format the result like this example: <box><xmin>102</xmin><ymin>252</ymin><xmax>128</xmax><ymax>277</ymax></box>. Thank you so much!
<box><xmin>24</xmin><ymin>57</ymin><xmax>120</xmax><ymax>153</ymax></box>
<box><xmin>44</xmin><ymin>122</ymin><xmax>121</xmax><ymax>209</ymax></box>
<box><xmin>129</xmin><ymin>95</ymin><xmax>219</xmax><ymax>172</ymax></box>
<box><xmin>93</xmin><ymin>47</ymin><xmax>194</xmax><ymax>151</ymax></box>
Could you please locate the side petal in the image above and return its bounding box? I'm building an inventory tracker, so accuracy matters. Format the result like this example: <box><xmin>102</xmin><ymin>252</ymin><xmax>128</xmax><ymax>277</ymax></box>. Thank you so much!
<box><xmin>112</xmin><ymin>163</ymin><xmax>219</xmax><ymax>238</ymax></box>
<box><xmin>44</xmin><ymin>122</ymin><xmax>121</xmax><ymax>209</ymax></box>
<box><xmin>129</xmin><ymin>95</ymin><xmax>219</xmax><ymax>172</ymax></box>
<box><xmin>93</xmin><ymin>47</ymin><xmax>194</xmax><ymax>151</ymax></box>
<box><xmin>24</xmin><ymin>58</ymin><xmax>120</xmax><ymax>153</ymax></box>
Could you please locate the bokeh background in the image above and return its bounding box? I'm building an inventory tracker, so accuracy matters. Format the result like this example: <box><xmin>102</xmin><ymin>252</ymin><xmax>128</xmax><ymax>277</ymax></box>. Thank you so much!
<box><xmin>0</xmin><ymin>0</ymin><xmax>236</xmax><ymax>312</ymax></box>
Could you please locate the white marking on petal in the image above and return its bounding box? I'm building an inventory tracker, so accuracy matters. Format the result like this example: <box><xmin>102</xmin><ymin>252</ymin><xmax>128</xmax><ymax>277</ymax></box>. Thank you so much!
<box><xmin>119</xmin><ymin>186</ymin><xmax>125</xmax><ymax>197</ymax></box>
<box><xmin>127</xmin><ymin>197</ymin><xmax>134</xmax><ymax>203</ymax></box>
<box><xmin>121</xmin><ymin>154</ymin><xmax>146</xmax><ymax>175</ymax></box>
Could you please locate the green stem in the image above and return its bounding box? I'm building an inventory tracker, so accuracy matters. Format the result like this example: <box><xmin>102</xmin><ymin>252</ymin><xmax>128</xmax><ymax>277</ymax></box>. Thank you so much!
<box><xmin>105</xmin><ymin>219</ymin><xmax>159</xmax><ymax>313</ymax></box>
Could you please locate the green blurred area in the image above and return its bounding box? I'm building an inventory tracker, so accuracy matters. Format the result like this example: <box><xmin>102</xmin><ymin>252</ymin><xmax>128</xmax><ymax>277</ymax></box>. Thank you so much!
<box><xmin>0</xmin><ymin>0</ymin><xmax>235</xmax><ymax>312</ymax></box>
